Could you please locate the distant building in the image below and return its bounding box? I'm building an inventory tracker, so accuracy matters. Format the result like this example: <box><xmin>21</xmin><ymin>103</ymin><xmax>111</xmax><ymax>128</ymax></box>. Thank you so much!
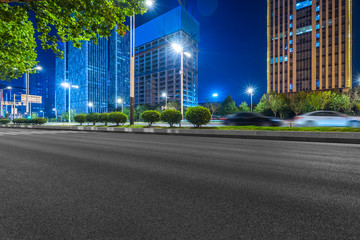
<box><xmin>267</xmin><ymin>0</ymin><xmax>353</xmax><ymax>93</ymax></box>
<box><xmin>109</xmin><ymin>29</ymin><xmax>130</xmax><ymax>111</ymax></box>
<box><xmin>55</xmin><ymin>31</ymin><xmax>129</xmax><ymax>115</ymax></box>
<box><xmin>135</xmin><ymin>6</ymin><xmax>200</xmax><ymax>107</ymax></box>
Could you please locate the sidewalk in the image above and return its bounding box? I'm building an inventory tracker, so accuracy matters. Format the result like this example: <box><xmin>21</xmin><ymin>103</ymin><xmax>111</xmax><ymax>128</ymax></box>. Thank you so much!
<box><xmin>1</xmin><ymin>124</ymin><xmax>359</xmax><ymax>144</ymax></box>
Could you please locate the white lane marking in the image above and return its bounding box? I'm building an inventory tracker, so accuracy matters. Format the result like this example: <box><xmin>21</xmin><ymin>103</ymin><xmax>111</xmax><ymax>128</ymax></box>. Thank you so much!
<box><xmin>0</xmin><ymin>130</ymin><xmax>87</xmax><ymax>136</ymax></box>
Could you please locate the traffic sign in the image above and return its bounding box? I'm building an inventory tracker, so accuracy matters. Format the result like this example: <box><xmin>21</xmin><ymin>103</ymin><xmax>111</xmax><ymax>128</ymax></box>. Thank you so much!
<box><xmin>21</xmin><ymin>94</ymin><xmax>42</xmax><ymax>104</ymax></box>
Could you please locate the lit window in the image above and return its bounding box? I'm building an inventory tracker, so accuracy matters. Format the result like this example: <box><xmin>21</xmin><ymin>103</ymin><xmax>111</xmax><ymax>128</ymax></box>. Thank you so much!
<box><xmin>316</xmin><ymin>24</ymin><xmax>320</xmax><ymax>29</ymax></box>
<box><xmin>290</xmin><ymin>84</ymin><xmax>293</xmax><ymax>90</ymax></box>
<box><xmin>290</xmin><ymin>32</ymin><xmax>293</xmax><ymax>37</ymax></box>
<box><xmin>289</xmin><ymin>23</ymin><xmax>293</xmax><ymax>28</ymax></box>
<box><xmin>316</xmin><ymin>15</ymin><xmax>320</xmax><ymax>21</ymax></box>
<box><xmin>316</xmin><ymin>80</ymin><xmax>320</xmax><ymax>87</ymax></box>
<box><xmin>290</xmin><ymin>48</ymin><xmax>293</xmax><ymax>53</ymax></box>
<box><xmin>316</xmin><ymin>33</ymin><xmax>320</xmax><ymax>38</ymax></box>
<box><xmin>316</xmin><ymin>42</ymin><xmax>320</xmax><ymax>47</ymax></box>
<box><xmin>289</xmin><ymin>40</ymin><xmax>293</xmax><ymax>45</ymax></box>
<box><xmin>289</xmin><ymin>15</ymin><xmax>293</xmax><ymax>20</ymax></box>
<box><xmin>316</xmin><ymin>6</ymin><xmax>320</xmax><ymax>12</ymax></box>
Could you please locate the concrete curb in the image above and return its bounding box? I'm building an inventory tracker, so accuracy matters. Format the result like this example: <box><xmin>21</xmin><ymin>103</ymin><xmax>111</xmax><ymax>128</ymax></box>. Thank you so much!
<box><xmin>1</xmin><ymin>124</ymin><xmax>360</xmax><ymax>144</ymax></box>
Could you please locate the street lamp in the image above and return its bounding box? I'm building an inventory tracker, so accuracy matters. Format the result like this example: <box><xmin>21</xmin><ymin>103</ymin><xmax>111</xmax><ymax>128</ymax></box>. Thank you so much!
<box><xmin>52</xmin><ymin>108</ymin><xmax>57</xmax><ymax>120</ymax></box>
<box><xmin>61</xmin><ymin>82</ymin><xmax>79</xmax><ymax>123</ymax></box>
<box><xmin>25</xmin><ymin>66</ymin><xmax>42</xmax><ymax>116</ymax></box>
<box><xmin>117</xmin><ymin>98</ymin><xmax>124</xmax><ymax>113</ymax></box>
<box><xmin>247</xmin><ymin>87</ymin><xmax>255</xmax><ymax>112</ymax></box>
<box><xmin>172</xmin><ymin>43</ymin><xmax>192</xmax><ymax>120</ymax></box>
<box><xmin>162</xmin><ymin>92</ymin><xmax>168</xmax><ymax>109</ymax></box>
<box><xmin>0</xmin><ymin>86</ymin><xmax>12</xmax><ymax>118</ymax></box>
<box><xmin>212</xmin><ymin>93</ymin><xmax>219</xmax><ymax>98</ymax></box>
<box><xmin>129</xmin><ymin>0</ymin><xmax>155</xmax><ymax>125</ymax></box>
<box><xmin>40</xmin><ymin>110</ymin><xmax>44</xmax><ymax>118</ymax></box>
<box><xmin>88</xmin><ymin>102</ymin><xmax>94</xmax><ymax>113</ymax></box>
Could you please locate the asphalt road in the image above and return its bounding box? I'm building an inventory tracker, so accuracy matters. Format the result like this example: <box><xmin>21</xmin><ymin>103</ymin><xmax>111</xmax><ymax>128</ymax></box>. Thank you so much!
<box><xmin>1</xmin><ymin>128</ymin><xmax>360</xmax><ymax>239</ymax></box>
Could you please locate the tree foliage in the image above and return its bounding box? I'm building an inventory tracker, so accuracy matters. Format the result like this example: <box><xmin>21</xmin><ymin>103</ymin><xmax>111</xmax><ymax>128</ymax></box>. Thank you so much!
<box><xmin>238</xmin><ymin>102</ymin><xmax>250</xmax><ymax>112</ymax></box>
<box><xmin>141</xmin><ymin>110</ymin><xmax>161</xmax><ymax>126</ymax></box>
<box><xmin>185</xmin><ymin>106</ymin><xmax>211</xmax><ymax>128</ymax></box>
<box><xmin>0</xmin><ymin>0</ymin><xmax>147</xmax><ymax>80</ymax></box>
<box><xmin>204</xmin><ymin>102</ymin><xmax>220</xmax><ymax>115</ymax></box>
<box><xmin>161</xmin><ymin>109</ymin><xmax>182</xmax><ymax>127</ymax></box>
<box><xmin>219</xmin><ymin>95</ymin><xmax>238</xmax><ymax>115</ymax></box>
<box><xmin>109</xmin><ymin>111</ymin><xmax>127</xmax><ymax>126</ymax></box>
<box><xmin>74</xmin><ymin>114</ymin><xmax>86</xmax><ymax>125</ymax></box>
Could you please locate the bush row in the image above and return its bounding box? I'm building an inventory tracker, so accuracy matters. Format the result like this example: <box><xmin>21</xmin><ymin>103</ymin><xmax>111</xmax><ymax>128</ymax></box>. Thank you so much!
<box><xmin>0</xmin><ymin>119</ymin><xmax>10</xmax><ymax>124</ymax></box>
<box><xmin>74</xmin><ymin>107</ymin><xmax>211</xmax><ymax>128</ymax></box>
<box><xmin>74</xmin><ymin>112</ymin><xmax>128</xmax><ymax>126</ymax></box>
<box><xmin>13</xmin><ymin>118</ymin><xmax>47</xmax><ymax>125</ymax></box>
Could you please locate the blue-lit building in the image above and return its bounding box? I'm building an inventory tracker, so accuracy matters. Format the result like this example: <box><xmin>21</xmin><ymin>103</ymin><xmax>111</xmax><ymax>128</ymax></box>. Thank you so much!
<box><xmin>56</xmin><ymin>31</ymin><xmax>130</xmax><ymax>115</ymax></box>
<box><xmin>109</xmin><ymin>28</ymin><xmax>130</xmax><ymax>111</ymax></box>
<box><xmin>135</xmin><ymin>6</ymin><xmax>200</xmax><ymax>107</ymax></box>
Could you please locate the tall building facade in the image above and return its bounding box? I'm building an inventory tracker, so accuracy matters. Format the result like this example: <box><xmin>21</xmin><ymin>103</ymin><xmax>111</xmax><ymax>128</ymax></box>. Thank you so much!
<box><xmin>56</xmin><ymin>32</ymin><xmax>129</xmax><ymax>115</ymax></box>
<box><xmin>267</xmin><ymin>0</ymin><xmax>353</xmax><ymax>93</ymax></box>
<box><xmin>109</xmin><ymin>29</ymin><xmax>130</xmax><ymax>111</ymax></box>
<box><xmin>135</xmin><ymin>6</ymin><xmax>200</xmax><ymax>107</ymax></box>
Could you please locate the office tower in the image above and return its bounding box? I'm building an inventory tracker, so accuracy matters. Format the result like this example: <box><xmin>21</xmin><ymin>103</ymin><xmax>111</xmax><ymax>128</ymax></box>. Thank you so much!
<box><xmin>267</xmin><ymin>0</ymin><xmax>353</xmax><ymax>93</ymax></box>
<box><xmin>109</xmin><ymin>28</ymin><xmax>130</xmax><ymax>112</ymax></box>
<box><xmin>56</xmin><ymin>38</ymin><xmax>109</xmax><ymax>114</ymax></box>
<box><xmin>135</xmin><ymin>6</ymin><xmax>200</xmax><ymax>107</ymax></box>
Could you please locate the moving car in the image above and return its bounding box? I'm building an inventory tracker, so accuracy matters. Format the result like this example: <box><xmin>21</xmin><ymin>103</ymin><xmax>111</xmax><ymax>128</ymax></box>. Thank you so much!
<box><xmin>223</xmin><ymin>112</ymin><xmax>283</xmax><ymax>126</ymax></box>
<box><xmin>294</xmin><ymin>111</ymin><xmax>359</xmax><ymax>127</ymax></box>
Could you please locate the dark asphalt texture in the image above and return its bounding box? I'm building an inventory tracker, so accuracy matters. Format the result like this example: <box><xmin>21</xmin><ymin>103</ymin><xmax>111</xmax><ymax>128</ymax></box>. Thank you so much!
<box><xmin>1</xmin><ymin>128</ymin><xmax>360</xmax><ymax>239</ymax></box>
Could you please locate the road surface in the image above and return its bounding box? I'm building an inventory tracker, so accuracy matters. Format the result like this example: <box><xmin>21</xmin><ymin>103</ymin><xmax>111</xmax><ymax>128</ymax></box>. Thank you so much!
<box><xmin>1</xmin><ymin>128</ymin><xmax>359</xmax><ymax>239</ymax></box>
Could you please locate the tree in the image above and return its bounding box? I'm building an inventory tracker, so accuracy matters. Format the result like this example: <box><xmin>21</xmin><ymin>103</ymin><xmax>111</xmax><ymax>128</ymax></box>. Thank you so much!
<box><xmin>185</xmin><ymin>106</ymin><xmax>211</xmax><ymax>128</ymax></box>
<box><xmin>166</xmin><ymin>101</ymin><xmax>180</xmax><ymax>110</ymax></box>
<box><xmin>109</xmin><ymin>112</ymin><xmax>127</xmax><ymax>126</ymax></box>
<box><xmin>328</xmin><ymin>93</ymin><xmax>350</xmax><ymax>112</ymax></box>
<box><xmin>100</xmin><ymin>113</ymin><xmax>110</xmax><ymax>126</ymax></box>
<box><xmin>0</xmin><ymin>0</ymin><xmax>147</xmax><ymax>80</ymax></box>
<box><xmin>289</xmin><ymin>92</ymin><xmax>308</xmax><ymax>116</ymax></box>
<box><xmin>86</xmin><ymin>113</ymin><xmax>100</xmax><ymax>126</ymax></box>
<box><xmin>307</xmin><ymin>91</ymin><xmax>332</xmax><ymax>111</ymax></box>
<box><xmin>254</xmin><ymin>94</ymin><xmax>271</xmax><ymax>114</ymax></box>
<box><xmin>60</xmin><ymin>110</ymin><xmax>76</xmax><ymax>122</ymax></box>
<box><xmin>268</xmin><ymin>92</ymin><xmax>282</xmax><ymax>117</ymax></box>
<box><xmin>219</xmin><ymin>95</ymin><xmax>238</xmax><ymax>115</ymax></box>
<box><xmin>204</xmin><ymin>102</ymin><xmax>220</xmax><ymax>116</ymax></box>
<box><xmin>238</xmin><ymin>102</ymin><xmax>250</xmax><ymax>112</ymax></box>
<box><xmin>74</xmin><ymin>114</ymin><xmax>86</xmax><ymax>125</ymax></box>
<box><xmin>161</xmin><ymin>110</ymin><xmax>182</xmax><ymax>127</ymax></box>
<box><xmin>346</xmin><ymin>87</ymin><xmax>360</xmax><ymax>115</ymax></box>
<box><xmin>141</xmin><ymin>110</ymin><xmax>161</xmax><ymax>127</ymax></box>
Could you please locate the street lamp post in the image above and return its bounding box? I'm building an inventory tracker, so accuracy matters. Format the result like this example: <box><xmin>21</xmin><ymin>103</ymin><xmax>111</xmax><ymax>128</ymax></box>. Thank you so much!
<box><xmin>0</xmin><ymin>86</ymin><xmax>11</xmax><ymax>118</ymax></box>
<box><xmin>162</xmin><ymin>92</ymin><xmax>168</xmax><ymax>110</ymax></box>
<box><xmin>117</xmin><ymin>98</ymin><xmax>124</xmax><ymax>113</ymax></box>
<box><xmin>40</xmin><ymin>110</ymin><xmax>44</xmax><ymax>118</ymax></box>
<box><xmin>247</xmin><ymin>88</ymin><xmax>255</xmax><ymax>112</ymax></box>
<box><xmin>52</xmin><ymin>108</ymin><xmax>57</xmax><ymax>120</ymax></box>
<box><xmin>25</xmin><ymin>66</ymin><xmax>42</xmax><ymax>116</ymax></box>
<box><xmin>61</xmin><ymin>82</ymin><xmax>79</xmax><ymax>123</ymax></box>
<box><xmin>172</xmin><ymin>43</ymin><xmax>192</xmax><ymax>119</ymax></box>
<box><xmin>130</xmin><ymin>0</ymin><xmax>154</xmax><ymax>125</ymax></box>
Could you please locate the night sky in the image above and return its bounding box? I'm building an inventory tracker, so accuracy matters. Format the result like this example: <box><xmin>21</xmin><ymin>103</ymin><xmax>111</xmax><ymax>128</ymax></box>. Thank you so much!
<box><xmin>22</xmin><ymin>0</ymin><xmax>360</xmax><ymax>104</ymax></box>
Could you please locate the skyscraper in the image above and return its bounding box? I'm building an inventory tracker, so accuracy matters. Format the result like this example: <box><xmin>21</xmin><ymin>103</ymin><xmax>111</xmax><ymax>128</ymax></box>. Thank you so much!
<box><xmin>267</xmin><ymin>0</ymin><xmax>353</xmax><ymax>93</ymax></box>
<box><xmin>55</xmin><ymin>31</ymin><xmax>129</xmax><ymax>115</ymax></box>
<box><xmin>109</xmin><ymin>29</ymin><xmax>130</xmax><ymax>112</ymax></box>
<box><xmin>135</xmin><ymin>6</ymin><xmax>200</xmax><ymax>107</ymax></box>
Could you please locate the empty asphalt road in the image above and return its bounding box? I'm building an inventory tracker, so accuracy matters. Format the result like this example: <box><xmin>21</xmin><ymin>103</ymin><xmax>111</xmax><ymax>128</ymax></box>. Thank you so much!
<box><xmin>1</xmin><ymin>128</ymin><xmax>360</xmax><ymax>239</ymax></box>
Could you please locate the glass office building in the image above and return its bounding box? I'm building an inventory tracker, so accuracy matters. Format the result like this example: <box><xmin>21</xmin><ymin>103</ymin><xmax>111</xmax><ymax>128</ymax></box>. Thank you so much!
<box><xmin>267</xmin><ymin>0</ymin><xmax>353</xmax><ymax>93</ymax></box>
<box><xmin>56</xmin><ymin>31</ymin><xmax>129</xmax><ymax>115</ymax></box>
<box><xmin>109</xmin><ymin>28</ymin><xmax>130</xmax><ymax>111</ymax></box>
<box><xmin>135</xmin><ymin>6</ymin><xmax>200</xmax><ymax>107</ymax></box>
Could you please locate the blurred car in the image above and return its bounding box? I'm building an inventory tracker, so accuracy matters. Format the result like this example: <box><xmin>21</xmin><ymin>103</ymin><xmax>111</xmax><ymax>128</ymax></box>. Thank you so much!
<box><xmin>211</xmin><ymin>115</ymin><xmax>221</xmax><ymax>120</ymax></box>
<box><xmin>294</xmin><ymin>111</ymin><xmax>359</xmax><ymax>127</ymax></box>
<box><xmin>223</xmin><ymin>112</ymin><xmax>283</xmax><ymax>126</ymax></box>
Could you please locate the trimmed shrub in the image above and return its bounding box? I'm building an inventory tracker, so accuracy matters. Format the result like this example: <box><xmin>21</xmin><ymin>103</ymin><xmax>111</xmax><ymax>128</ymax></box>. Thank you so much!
<box><xmin>141</xmin><ymin>110</ymin><xmax>161</xmax><ymax>126</ymax></box>
<box><xmin>0</xmin><ymin>119</ymin><xmax>10</xmax><ymax>124</ymax></box>
<box><xmin>13</xmin><ymin>118</ymin><xmax>26</xmax><ymax>124</ymax></box>
<box><xmin>33</xmin><ymin>118</ymin><xmax>47</xmax><ymax>125</ymax></box>
<box><xmin>74</xmin><ymin>114</ymin><xmax>87</xmax><ymax>125</ymax></box>
<box><xmin>185</xmin><ymin>106</ymin><xmax>212</xmax><ymax>128</ymax></box>
<box><xmin>161</xmin><ymin>110</ymin><xmax>182</xmax><ymax>127</ymax></box>
<box><xmin>109</xmin><ymin>112</ymin><xmax>127</xmax><ymax>126</ymax></box>
<box><xmin>86</xmin><ymin>113</ymin><xmax>101</xmax><ymax>126</ymax></box>
<box><xmin>100</xmin><ymin>113</ymin><xmax>110</xmax><ymax>126</ymax></box>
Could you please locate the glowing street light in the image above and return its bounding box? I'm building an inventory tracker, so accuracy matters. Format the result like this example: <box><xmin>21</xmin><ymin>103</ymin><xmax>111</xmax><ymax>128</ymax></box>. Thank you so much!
<box><xmin>171</xmin><ymin>43</ymin><xmax>192</xmax><ymax>121</ymax></box>
<box><xmin>162</xmin><ymin>92</ymin><xmax>168</xmax><ymax>109</ymax></box>
<box><xmin>212</xmin><ymin>93</ymin><xmax>219</xmax><ymax>98</ymax></box>
<box><xmin>61</xmin><ymin>82</ymin><xmax>79</xmax><ymax>122</ymax></box>
<box><xmin>25</xmin><ymin>65</ymin><xmax>42</xmax><ymax>116</ymax></box>
<box><xmin>117</xmin><ymin>98</ymin><xmax>124</xmax><ymax>113</ymax></box>
<box><xmin>40</xmin><ymin>110</ymin><xmax>44</xmax><ymax>118</ymax></box>
<box><xmin>247</xmin><ymin>87</ymin><xmax>255</xmax><ymax>112</ymax></box>
<box><xmin>129</xmin><ymin>0</ymin><xmax>155</xmax><ymax>125</ymax></box>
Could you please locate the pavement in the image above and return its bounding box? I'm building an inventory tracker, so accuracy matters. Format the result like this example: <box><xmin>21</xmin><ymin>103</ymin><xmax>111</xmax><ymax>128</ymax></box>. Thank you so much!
<box><xmin>1</xmin><ymin>128</ymin><xmax>360</xmax><ymax>239</ymax></box>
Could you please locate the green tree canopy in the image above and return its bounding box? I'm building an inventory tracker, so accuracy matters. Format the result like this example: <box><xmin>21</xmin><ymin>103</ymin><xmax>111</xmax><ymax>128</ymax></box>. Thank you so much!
<box><xmin>219</xmin><ymin>95</ymin><xmax>238</xmax><ymax>115</ymax></box>
<box><xmin>238</xmin><ymin>102</ymin><xmax>250</xmax><ymax>112</ymax></box>
<box><xmin>0</xmin><ymin>0</ymin><xmax>147</xmax><ymax>80</ymax></box>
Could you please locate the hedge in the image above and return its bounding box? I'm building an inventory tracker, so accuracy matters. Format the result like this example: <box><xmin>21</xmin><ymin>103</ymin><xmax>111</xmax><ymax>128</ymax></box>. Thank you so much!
<box><xmin>161</xmin><ymin>110</ymin><xmax>182</xmax><ymax>127</ymax></box>
<box><xmin>109</xmin><ymin>112</ymin><xmax>127</xmax><ymax>126</ymax></box>
<box><xmin>185</xmin><ymin>106</ymin><xmax>211</xmax><ymax>128</ymax></box>
<box><xmin>141</xmin><ymin>110</ymin><xmax>161</xmax><ymax>126</ymax></box>
<box><xmin>74</xmin><ymin>114</ymin><xmax>87</xmax><ymax>125</ymax></box>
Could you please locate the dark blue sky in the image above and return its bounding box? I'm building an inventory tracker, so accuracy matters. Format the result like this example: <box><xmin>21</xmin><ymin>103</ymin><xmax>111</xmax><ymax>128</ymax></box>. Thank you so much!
<box><xmin>34</xmin><ymin>0</ymin><xmax>360</xmax><ymax>104</ymax></box>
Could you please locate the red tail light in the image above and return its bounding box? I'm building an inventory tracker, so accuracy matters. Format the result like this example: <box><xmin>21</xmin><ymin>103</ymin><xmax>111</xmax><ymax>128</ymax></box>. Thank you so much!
<box><xmin>294</xmin><ymin>117</ymin><xmax>302</xmax><ymax>120</ymax></box>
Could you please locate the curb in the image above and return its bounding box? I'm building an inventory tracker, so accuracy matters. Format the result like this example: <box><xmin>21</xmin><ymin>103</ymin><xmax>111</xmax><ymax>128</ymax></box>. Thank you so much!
<box><xmin>1</xmin><ymin>124</ymin><xmax>360</xmax><ymax>144</ymax></box>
